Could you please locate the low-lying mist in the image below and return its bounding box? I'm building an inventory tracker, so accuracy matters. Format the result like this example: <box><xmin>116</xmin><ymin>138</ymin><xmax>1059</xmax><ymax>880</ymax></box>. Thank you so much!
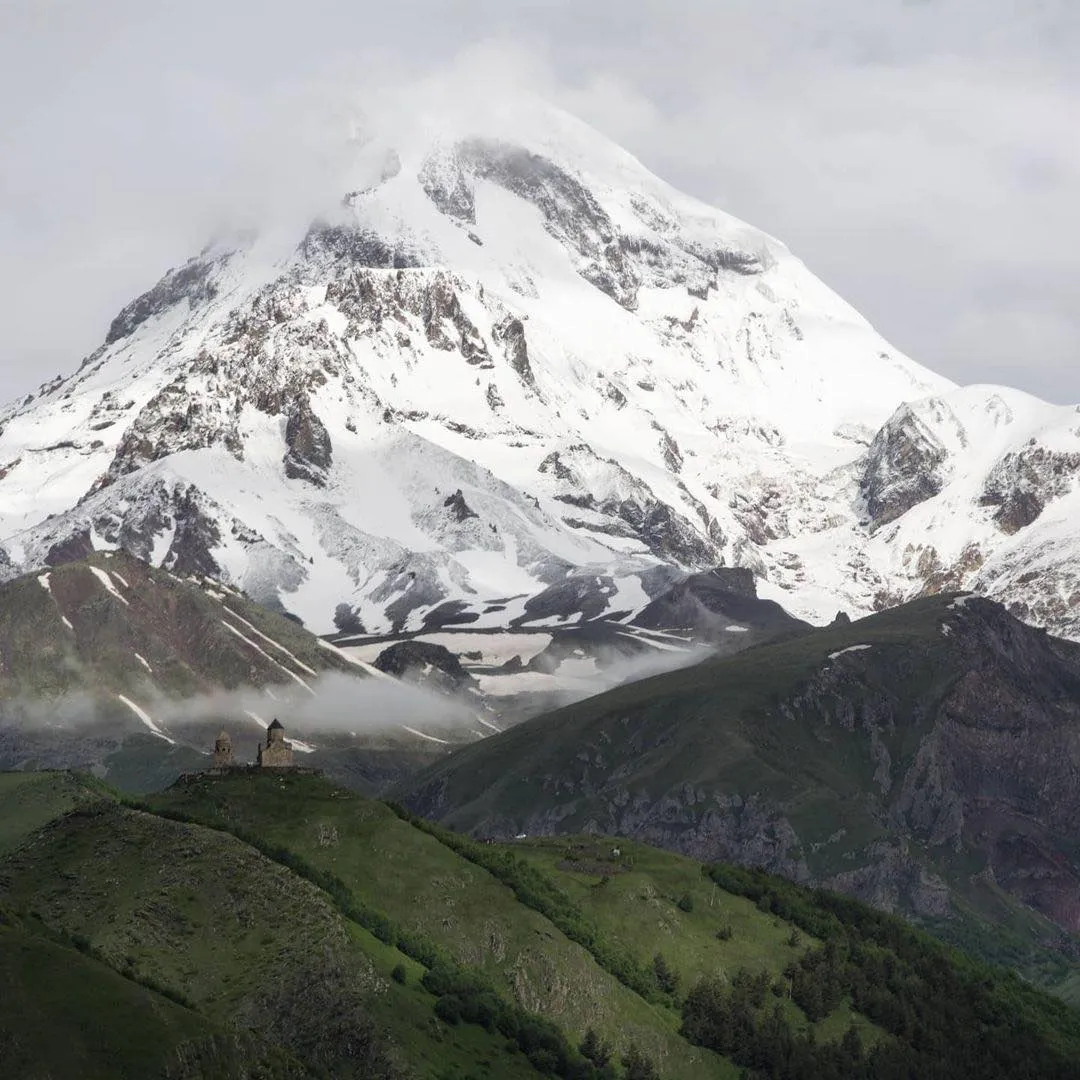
<box><xmin>0</xmin><ymin>633</ymin><xmax>715</xmax><ymax>752</ymax></box>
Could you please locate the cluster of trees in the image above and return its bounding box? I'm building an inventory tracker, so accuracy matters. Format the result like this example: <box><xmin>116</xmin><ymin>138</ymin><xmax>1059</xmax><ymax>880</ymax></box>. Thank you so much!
<box><xmin>681</xmin><ymin>968</ymin><xmax>866</xmax><ymax>1080</ymax></box>
<box><xmin>578</xmin><ymin>1029</ymin><xmax>661</xmax><ymax>1080</ymax></box>
<box><xmin>700</xmin><ymin>864</ymin><xmax>1080</xmax><ymax>1080</ymax></box>
<box><xmin>423</xmin><ymin>965</ymin><xmax>663</xmax><ymax>1079</ymax></box>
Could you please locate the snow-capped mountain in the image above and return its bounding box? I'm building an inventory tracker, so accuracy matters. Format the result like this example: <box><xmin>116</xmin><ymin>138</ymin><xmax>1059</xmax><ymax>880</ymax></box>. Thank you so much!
<box><xmin>1</xmin><ymin>98</ymin><xmax>1077</xmax><ymax>639</ymax></box>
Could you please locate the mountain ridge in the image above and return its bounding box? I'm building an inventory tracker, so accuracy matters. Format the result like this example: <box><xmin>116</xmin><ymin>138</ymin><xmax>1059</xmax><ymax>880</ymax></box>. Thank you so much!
<box><xmin>401</xmin><ymin>590</ymin><xmax>1080</xmax><ymax>969</ymax></box>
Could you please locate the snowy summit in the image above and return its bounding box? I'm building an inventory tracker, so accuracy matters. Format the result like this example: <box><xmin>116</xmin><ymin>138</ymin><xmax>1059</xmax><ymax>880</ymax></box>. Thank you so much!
<box><xmin>1</xmin><ymin>94</ymin><xmax>1078</xmax><ymax>640</ymax></box>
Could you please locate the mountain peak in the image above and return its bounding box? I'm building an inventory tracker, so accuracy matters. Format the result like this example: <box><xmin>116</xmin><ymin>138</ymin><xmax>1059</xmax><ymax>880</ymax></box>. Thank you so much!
<box><xmin>1</xmin><ymin>104</ymin><xmax>1075</xmax><ymax>644</ymax></box>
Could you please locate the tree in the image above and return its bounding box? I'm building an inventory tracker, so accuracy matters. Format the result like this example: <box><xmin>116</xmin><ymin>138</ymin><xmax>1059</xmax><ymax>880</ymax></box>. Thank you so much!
<box><xmin>622</xmin><ymin>1043</ymin><xmax>660</xmax><ymax>1080</ymax></box>
<box><xmin>579</xmin><ymin>1027</ymin><xmax>613</xmax><ymax>1069</ymax></box>
<box><xmin>652</xmin><ymin>953</ymin><xmax>680</xmax><ymax>996</ymax></box>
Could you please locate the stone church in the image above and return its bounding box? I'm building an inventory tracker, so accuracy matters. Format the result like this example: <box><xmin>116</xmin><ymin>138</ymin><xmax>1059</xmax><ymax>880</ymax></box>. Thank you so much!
<box><xmin>257</xmin><ymin>718</ymin><xmax>295</xmax><ymax>768</ymax></box>
<box><xmin>207</xmin><ymin>719</ymin><xmax>295</xmax><ymax>771</ymax></box>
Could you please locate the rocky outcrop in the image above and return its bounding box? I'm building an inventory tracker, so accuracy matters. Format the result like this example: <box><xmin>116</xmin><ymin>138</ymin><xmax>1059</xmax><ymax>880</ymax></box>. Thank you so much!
<box><xmin>859</xmin><ymin>404</ymin><xmax>947</xmax><ymax>526</ymax></box>
<box><xmin>457</xmin><ymin>138</ymin><xmax>641</xmax><ymax>309</ymax></box>
<box><xmin>979</xmin><ymin>445</ymin><xmax>1080</xmax><ymax>534</ymax></box>
<box><xmin>373</xmin><ymin>640</ymin><xmax>476</xmax><ymax>696</ymax></box>
<box><xmin>443</xmin><ymin>490</ymin><xmax>478</xmax><ymax>522</ymax></box>
<box><xmin>299</xmin><ymin>221</ymin><xmax>421</xmax><ymax>270</ymax></box>
<box><xmin>105</xmin><ymin>254</ymin><xmax>223</xmax><ymax>344</ymax></box>
<box><xmin>163</xmin><ymin>485</ymin><xmax>223</xmax><ymax>577</ymax></box>
<box><xmin>283</xmin><ymin>398</ymin><xmax>333</xmax><ymax>486</ymax></box>
<box><xmin>631</xmin><ymin>566</ymin><xmax>808</xmax><ymax>644</ymax></box>
<box><xmin>512</xmin><ymin>574</ymin><xmax>618</xmax><ymax>626</ymax></box>
<box><xmin>419</xmin><ymin>152</ymin><xmax>476</xmax><ymax>224</ymax></box>
<box><xmin>492</xmin><ymin>316</ymin><xmax>535</xmax><ymax>390</ymax></box>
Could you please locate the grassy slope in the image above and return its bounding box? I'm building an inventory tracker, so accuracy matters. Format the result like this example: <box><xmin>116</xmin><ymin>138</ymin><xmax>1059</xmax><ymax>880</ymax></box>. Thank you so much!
<box><xmin>0</xmin><ymin>923</ymin><xmax>227</xmax><ymax>1080</ymax></box>
<box><xmin>0</xmin><ymin>770</ymin><xmax>109</xmax><ymax>854</ymax></box>
<box><xmin>514</xmin><ymin>836</ymin><xmax>882</xmax><ymax>1045</ymax></box>
<box><xmin>411</xmin><ymin>594</ymin><xmax>957</xmax><ymax>837</ymax></box>
<box><xmin>0</xmin><ymin>550</ymin><xmax>358</xmax><ymax>703</ymax></box>
<box><xmin>148</xmin><ymin>771</ymin><xmax>735</xmax><ymax>1080</ymax></box>
<box><xmin>10</xmin><ymin>770</ymin><xmax>1080</xmax><ymax>1079</ymax></box>
<box><xmin>0</xmin><ymin>793</ymin><xmax>536</xmax><ymax>1079</ymax></box>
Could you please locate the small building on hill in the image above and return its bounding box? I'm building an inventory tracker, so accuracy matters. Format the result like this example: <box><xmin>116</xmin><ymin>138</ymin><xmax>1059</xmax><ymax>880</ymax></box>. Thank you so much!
<box><xmin>198</xmin><ymin>719</ymin><xmax>316</xmax><ymax>780</ymax></box>
<box><xmin>257</xmin><ymin>718</ymin><xmax>295</xmax><ymax>768</ymax></box>
<box><xmin>211</xmin><ymin>730</ymin><xmax>235</xmax><ymax>769</ymax></box>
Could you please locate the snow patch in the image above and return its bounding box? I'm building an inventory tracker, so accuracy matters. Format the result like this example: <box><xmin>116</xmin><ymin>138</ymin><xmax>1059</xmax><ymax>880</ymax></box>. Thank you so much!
<box><xmin>316</xmin><ymin>637</ymin><xmax>396</xmax><ymax>680</ymax></box>
<box><xmin>219</xmin><ymin>603</ymin><xmax>318</xmax><ymax>676</ymax></box>
<box><xmin>116</xmin><ymin>694</ymin><xmax>174</xmax><ymax>743</ymax></box>
<box><xmin>403</xmin><ymin>726</ymin><xmax>450</xmax><ymax>745</ymax></box>
<box><xmin>220</xmin><ymin>619</ymin><xmax>316</xmax><ymax>694</ymax></box>
<box><xmin>88</xmin><ymin>565</ymin><xmax>129</xmax><ymax>606</ymax></box>
<box><xmin>827</xmin><ymin>644</ymin><xmax>872</xmax><ymax>660</ymax></box>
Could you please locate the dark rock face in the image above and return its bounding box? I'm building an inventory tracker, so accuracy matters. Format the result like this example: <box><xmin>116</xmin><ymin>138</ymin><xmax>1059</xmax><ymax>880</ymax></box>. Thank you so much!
<box><xmin>457</xmin><ymin>138</ymin><xmax>640</xmax><ymax>310</ymax></box>
<box><xmin>543</xmin><ymin>447</ymin><xmax>721</xmax><ymax>568</ymax></box>
<box><xmin>979</xmin><ymin>445</ymin><xmax>1080</xmax><ymax>535</ymax></box>
<box><xmin>45</xmin><ymin>529</ymin><xmax>95</xmax><ymax>568</ymax></box>
<box><xmin>105</xmin><ymin>256</ymin><xmax>221</xmax><ymax>344</ymax></box>
<box><xmin>418</xmin><ymin>155</ymin><xmax>476</xmax><ymax>224</ymax></box>
<box><xmin>283</xmin><ymin>399</ymin><xmax>333</xmax><ymax>486</ymax></box>
<box><xmin>859</xmin><ymin>405</ymin><xmax>946</xmax><ymax>526</ymax></box>
<box><xmin>299</xmin><ymin>222</ymin><xmax>422</xmax><ymax>270</ymax></box>
<box><xmin>368</xmin><ymin>562</ymin><xmax>448</xmax><ymax>635</ymax></box>
<box><xmin>421</xmin><ymin>600</ymin><xmax>480</xmax><ymax>630</ymax></box>
<box><xmin>492</xmin><ymin>316</ymin><xmax>536</xmax><ymax>390</ymax></box>
<box><xmin>443</xmin><ymin>490</ymin><xmax>478</xmax><ymax>522</ymax></box>
<box><xmin>373</xmin><ymin>640</ymin><xmax>475</xmax><ymax>695</ymax></box>
<box><xmin>512</xmin><ymin>574</ymin><xmax>618</xmax><ymax>625</ymax></box>
<box><xmin>421</xmin><ymin>276</ymin><xmax>490</xmax><ymax>363</ymax></box>
<box><xmin>106</xmin><ymin>370</ymin><xmax>245</xmax><ymax>482</ymax></box>
<box><xmin>606</xmin><ymin>498</ymin><xmax>717</xmax><ymax>567</ymax></box>
<box><xmin>162</xmin><ymin>486</ymin><xmax>222</xmax><ymax>577</ymax></box>
<box><xmin>632</xmin><ymin>566</ymin><xmax>807</xmax><ymax>643</ymax></box>
<box><xmin>333</xmin><ymin>603</ymin><xmax>366</xmax><ymax>636</ymax></box>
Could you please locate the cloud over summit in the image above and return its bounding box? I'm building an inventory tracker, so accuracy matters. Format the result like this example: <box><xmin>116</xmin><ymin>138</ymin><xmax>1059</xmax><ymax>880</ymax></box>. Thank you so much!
<box><xmin>1</xmin><ymin>0</ymin><xmax>1076</xmax><ymax>401</ymax></box>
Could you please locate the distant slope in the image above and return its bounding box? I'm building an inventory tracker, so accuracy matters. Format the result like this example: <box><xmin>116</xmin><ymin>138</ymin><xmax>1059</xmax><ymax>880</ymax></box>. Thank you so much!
<box><xmin>403</xmin><ymin>593</ymin><xmax>1080</xmax><ymax>978</ymax></box>
<box><xmin>332</xmin><ymin>566</ymin><xmax>810</xmax><ymax>727</ymax></box>
<box><xmin>5</xmin><ymin>770</ymin><xmax>1080</xmax><ymax>1079</ymax></box>
<box><xmin>0</xmin><ymin>552</ymin><xmax>477</xmax><ymax>790</ymax></box>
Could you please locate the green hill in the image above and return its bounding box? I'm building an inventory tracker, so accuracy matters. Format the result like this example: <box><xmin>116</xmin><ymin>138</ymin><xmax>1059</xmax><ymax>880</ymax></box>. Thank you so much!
<box><xmin>3</xmin><ymin>769</ymin><xmax>1080</xmax><ymax>1079</ymax></box>
<box><xmin>402</xmin><ymin>593</ymin><xmax>1080</xmax><ymax>993</ymax></box>
<box><xmin>0</xmin><ymin>920</ymin><xmax>309</xmax><ymax>1080</ymax></box>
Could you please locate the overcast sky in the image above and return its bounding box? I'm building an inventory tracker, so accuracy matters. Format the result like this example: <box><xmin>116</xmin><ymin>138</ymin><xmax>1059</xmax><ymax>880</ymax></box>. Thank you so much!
<box><xmin>1</xmin><ymin>0</ymin><xmax>1077</xmax><ymax>404</ymax></box>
